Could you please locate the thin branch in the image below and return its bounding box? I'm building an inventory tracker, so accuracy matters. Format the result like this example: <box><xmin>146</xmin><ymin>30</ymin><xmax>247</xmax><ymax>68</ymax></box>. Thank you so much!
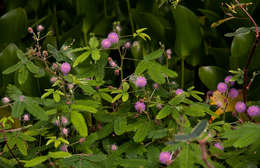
<box><xmin>235</xmin><ymin>0</ymin><xmax>260</xmax><ymax>104</ymax></box>
<box><xmin>199</xmin><ymin>137</ymin><xmax>214</xmax><ymax>168</ymax></box>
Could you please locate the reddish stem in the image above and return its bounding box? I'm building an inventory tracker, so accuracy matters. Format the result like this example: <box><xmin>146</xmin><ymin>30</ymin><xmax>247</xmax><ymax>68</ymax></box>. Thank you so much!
<box><xmin>235</xmin><ymin>0</ymin><xmax>260</xmax><ymax>104</ymax></box>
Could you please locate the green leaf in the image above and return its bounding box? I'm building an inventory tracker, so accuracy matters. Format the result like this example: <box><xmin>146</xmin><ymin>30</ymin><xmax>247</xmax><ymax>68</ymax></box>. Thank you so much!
<box><xmin>16</xmin><ymin>49</ymin><xmax>28</xmax><ymax>63</ymax></box>
<box><xmin>147</xmin><ymin>67</ymin><xmax>165</xmax><ymax>84</ymax></box>
<box><xmin>135</xmin><ymin>60</ymin><xmax>148</xmax><ymax>74</ymax></box>
<box><xmin>160</xmin><ymin>66</ymin><xmax>178</xmax><ymax>78</ymax></box>
<box><xmin>7</xmin><ymin>84</ymin><xmax>22</xmax><ymax>100</ymax></box>
<box><xmin>169</xmin><ymin>94</ymin><xmax>186</xmax><ymax>106</ymax></box>
<box><xmin>48</xmin><ymin>151</ymin><xmax>71</xmax><ymax>159</ymax></box>
<box><xmin>179</xmin><ymin>144</ymin><xmax>194</xmax><ymax>168</ymax></box>
<box><xmin>26</xmin><ymin>61</ymin><xmax>40</xmax><ymax>74</ymax></box>
<box><xmin>133</xmin><ymin>122</ymin><xmax>150</xmax><ymax>143</ymax></box>
<box><xmin>172</xmin><ymin>120</ymin><xmax>208</xmax><ymax>142</ymax></box>
<box><xmin>53</xmin><ymin>92</ymin><xmax>61</xmax><ymax>102</ymax></box>
<box><xmin>112</xmin><ymin>94</ymin><xmax>122</xmax><ymax>103</ymax></box>
<box><xmin>199</xmin><ymin>66</ymin><xmax>226</xmax><ymax>90</ymax></box>
<box><xmin>91</xmin><ymin>49</ymin><xmax>101</xmax><ymax>61</ymax></box>
<box><xmin>71</xmin><ymin>111</ymin><xmax>88</xmax><ymax>137</ymax></box>
<box><xmin>79</xmin><ymin>84</ymin><xmax>96</xmax><ymax>95</ymax></box>
<box><xmin>114</xmin><ymin>117</ymin><xmax>127</xmax><ymax>135</ymax></box>
<box><xmin>122</xmin><ymin>93</ymin><xmax>129</xmax><ymax>102</ymax></box>
<box><xmin>122</xmin><ymin>82</ymin><xmax>130</xmax><ymax>92</ymax></box>
<box><xmin>16</xmin><ymin>138</ymin><xmax>27</xmax><ymax>156</ymax></box>
<box><xmin>2</xmin><ymin>61</ymin><xmax>23</xmax><ymax>75</ymax></box>
<box><xmin>24</xmin><ymin>156</ymin><xmax>48</xmax><ymax>167</ymax></box>
<box><xmin>100</xmin><ymin>92</ymin><xmax>113</xmax><ymax>103</ymax></box>
<box><xmin>172</xmin><ymin>5</ymin><xmax>202</xmax><ymax>59</ymax></box>
<box><xmin>156</xmin><ymin>105</ymin><xmax>172</xmax><ymax>120</ymax></box>
<box><xmin>84</xmin><ymin>153</ymin><xmax>107</xmax><ymax>162</ymax></box>
<box><xmin>18</xmin><ymin>65</ymin><xmax>28</xmax><ymax>85</ymax></box>
<box><xmin>184</xmin><ymin>103</ymin><xmax>210</xmax><ymax>117</ymax></box>
<box><xmin>41</xmin><ymin>89</ymin><xmax>54</xmax><ymax>99</ymax></box>
<box><xmin>24</xmin><ymin>100</ymin><xmax>48</xmax><ymax>121</ymax></box>
<box><xmin>0</xmin><ymin>8</ymin><xmax>28</xmax><ymax>43</ymax></box>
<box><xmin>73</xmin><ymin>51</ymin><xmax>91</xmax><ymax>67</ymax></box>
<box><xmin>71</xmin><ymin>104</ymin><xmax>97</xmax><ymax>113</ymax></box>
<box><xmin>11</xmin><ymin>101</ymin><xmax>25</xmax><ymax>118</ymax></box>
<box><xmin>118</xmin><ymin>159</ymin><xmax>150</xmax><ymax>167</ymax></box>
<box><xmin>144</xmin><ymin>49</ymin><xmax>163</xmax><ymax>61</ymax></box>
<box><xmin>89</xmin><ymin>36</ymin><xmax>99</xmax><ymax>48</ymax></box>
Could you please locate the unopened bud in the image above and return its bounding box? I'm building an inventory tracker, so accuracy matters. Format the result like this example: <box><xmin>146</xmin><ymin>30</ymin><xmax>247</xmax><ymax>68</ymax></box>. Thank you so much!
<box><xmin>50</xmin><ymin>77</ymin><xmax>57</xmax><ymax>83</ymax></box>
<box><xmin>111</xmin><ymin>144</ymin><xmax>118</xmax><ymax>151</ymax></box>
<box><xmin>23</xmin><ymin>114</ymin><xmax>30</xmax><ymax>121</ymax></box>
<box><xmin>43</xmin><ymin>50</ymin><xmax>48</xmax><ymax>57</ymax></box>
<box><xmin>28</xmin><ymin>27</ymin><xmax>33</xmax><ymax>34</ymax></box>
<box><xmin>114</xmin><ymin>69</ymin><xmax>120</xmax><ymax>76</ymax></box>
<box><xmin>2</xmin><ymin>97</ymin><xmax>10</xmax><ymax>104</ymax></box>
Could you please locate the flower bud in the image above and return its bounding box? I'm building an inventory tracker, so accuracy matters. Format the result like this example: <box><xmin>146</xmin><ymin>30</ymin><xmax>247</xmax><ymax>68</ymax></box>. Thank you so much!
<box><xmin>27</xmin><ymin>27</ymin><xmax>33</xmax><ymax>34</ymax></box>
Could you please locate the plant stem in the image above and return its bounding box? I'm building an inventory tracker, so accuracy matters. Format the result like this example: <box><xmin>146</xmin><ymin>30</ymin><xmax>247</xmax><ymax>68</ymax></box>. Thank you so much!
<box><xmin>199</xmin><ymin>136</ymin><xmax>214</xmax><ymax>168</ymax></box>
<box><xmin>181</xmin><ymin>58</ymin><xmax>185</xmax><ymax>88</ymax></box>
<box><xmin>126</xmin><ymin>0</ymin><xmax>135</xmax><ymax>33</ymax></box>
<box><xmin>235</xmin><ymin>0</ymin><xmax>260</xmax><ymax>104</ymax></box>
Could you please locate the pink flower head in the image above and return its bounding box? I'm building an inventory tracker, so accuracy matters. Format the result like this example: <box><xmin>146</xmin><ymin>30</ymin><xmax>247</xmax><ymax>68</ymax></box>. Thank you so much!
<box><xmin>62</xmin><ymin>128</ymin><xmax>69</xmax><ymax>136</ymax></box>
<box><xmin>60</xmin><ymin>62</ymin><xmax>71</xmax><ymax>75</ymax></box>
<box><xmin>228</xmin><ymin>88</ymin><xmax>239</xmax><ymax>99</ymax></box>
<box><xmin>61</xmin><ymin>116</ymin><xmax>68</xmax><ymax>125</ymax></box>
<box><xmin>247</xmin><ymin>106</ymin><xmax>260</xmax><ymax>117</ymax></box>
<box><xmin>217</xmin><ymin>82</ymin><xmax>227</xmax><ymax>93</ymax></box>
<box><xmin>159</xmin><ymin>151</ymin><xmax>172</xmax><ymax>165</ymax></box>
<box><xmin>109</xmin><ymin>60</ymin><xmax>117</xmax><ymax>67</ymax></box>
<box><xmin>37</xmin><ymin>25</ymin><xmax>44</xmax><ymax>32</ymax></box>
<box><xmin>214</xmin><ymin>142</ymin><xmax>224</xmax><ymax>150</ymax></box>
<box><xmin>79</xmin><ymin>137</ymin><xmax>86</xmax><ymax>143</ymax></box>
<box><xmin>23</xmin><ymin>114</ymin><xmax>30</xmax><ymax>121</ymax></box>
<box><xmin>225</xmin><ymin>75</ymin><xmax>235</xmax><ymax>86</ymax></box>
<box><xmin>111</xmin><ymin>144</ymin><xmax>118</xmax><ymax>151</ymax></box>
<box><xmin>153</xmin><ymin>83</ymin><xmax>159</xmax><ymax>89</ymax></box>
<box><xmin>176</xmin><ymin>89</ymin><xmax>184</xmax><ymax>95</ymax></box>
<box><xmin>50</xmin><ymin>77</ymin><xmax>57</xmax><ymax>84</ymax></box>
<box><xmin>60</xmin><ymin>145</ymin><xmax>67</xmax><ymax>152</ymax></box>
<box><xmin>101</xmin><ymin>39</ymin><xmax>112</xmax><ymax>49</ymax></box>
<box><xmin>235</xmin><ymin>101</ymin><xmax>246</xmax><ymax>113</ymax></box>
<box><xmin>2</xmin><ymin>97</ymin><xmax>10</xmax><ymax>104</ymax></box>
<box><xmin>108</xmin><ymin>32</ymin><xmax>119</xmax><ymax>44</ymax></box>
<box><xmin>135</xmin><ymin>101</ymin><xmax>146</xmax><ymax>113</ymax></box>
<box><xmin>166</xmin><ymin>49</ymin><xmax>172</xmax><ymax>56</ymax></box>
<box><xmin>135</xmin><ymin>76</ymin><xmax>147</xmax><ymax>88</ymax></box>
<box><xmin>124</xmin><ymin>42</ymin><xmax>131</xmax><ymax>49</ymax></box>
<box><xmin>19</xmin><ymin>95</ymin><xmax>25</xmax><ymax>102</ymax></box>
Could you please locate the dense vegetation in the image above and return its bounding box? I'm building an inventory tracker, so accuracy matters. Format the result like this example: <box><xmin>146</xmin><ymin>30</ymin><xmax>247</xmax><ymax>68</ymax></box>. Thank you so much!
<box><xmin>0</xmin><ymin>0</ymin><xmax>260</xmax><ymax>167</ymax></box>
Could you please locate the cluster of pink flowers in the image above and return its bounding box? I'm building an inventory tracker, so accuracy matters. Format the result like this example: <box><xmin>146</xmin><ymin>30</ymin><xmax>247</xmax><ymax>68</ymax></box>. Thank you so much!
<box><xmin>101</xmin><ymin>32</ymin><xmax>119</xmax><ymax>49</ymax></box>
<box><xmin>55</xmin><ymin>116</ymin><xmax>69</xmax><ymax>136</ymax></box>
<box><xmin>60</xmin><ymin>62</ymin><xmax>71</xmax><ymax>75</ymax></box>
<box><xmin>235</xmin><ymin>101</ymin><xmax>260</xmax><ymax>117</ymax></box>
<box><xmin>217</xmin><ymin>76</ymin><xmax>238</xmax><ymax>99</ymax></box>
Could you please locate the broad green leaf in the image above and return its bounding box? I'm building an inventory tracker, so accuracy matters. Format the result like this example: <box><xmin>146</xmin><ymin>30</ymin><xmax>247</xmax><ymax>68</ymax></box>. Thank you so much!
<box><xmin>144</xmin><ymin>49</ymin><xmax>163</xmax><ymax>61</ymax></box>
<box><xmin>11</xmin><ymin>101</ymin><xmax>25</xmax><ymax>118</ymax></box>
<box><xmin>24</xmin><ymin>156</ymin><xmax>48</xmax><ymax>167</ymax></box>
<box><xmin>112</xmin><ymin>94</ymin><xmax>122</xmax><ymax>103</ymax></box>
<box><xmin>53</xmin><ymin>92</ymin><xmax>60</xmax><ymax>102</ymax></box>
<box><xmin>172</xmin><ymin>120</ymin><xmax>208</xmax><ymax>142</ymax></box>
<box><xmin>71</xmin><ymin>111</ymin><xmax>88</xmax><ymax>137</ymax></box>
<box><xmin>48</xmin><ymin>151</ymin><xmax>71</xmax><ymax>159</ymax></box>
<box><xmin>41</xmin><ymin>89</ymin><xmax>54</xmax><ymax>99</ymax></box>
<box><xmin>16</xmin><ymin>49</ymin><xmax>28</xmax><ymax>63</ymax></box>
<box><xmin>71</xmin><ymin>104</ymin><xmax>97</xmax><ymax>113</ymax></box>
<box><xmin>0</xmin><ymin>44</ymin><xmax>19</xmax><ymax>72</ymax></box>
<box><xmin>84</xmin><ymin>153</ymin><xmax>107</xmax><ymax>162</ymax></box>
<box><xmin>89</xmin><ymin>36</ymin><xmax>99</xmax><ymax>48</ymax></box>
<box><xmin>179</xmin><ymin>144</ymin><xmax>194</xmax><ymax>168</ymax></box>
<box><xmin>135</xmin><ymin>60</ymin><xmax>148</xmax><ymax>74</ymax></box>
<box><xmin>122</xmin><ymin>82</ymin><xmax>130</xmax><ymax>92</ymax></box>
<box><xmin>160</xmin><ymin>66</ymin><xmax>178</xmax><ymax>78</ymax></box>
<box><xmin>199</xmin><ymin>66</ymin><xmax>226</xmax><ymax>90</ymax></box>
<box><xmin>16</xmin><ymin>138</ymin><xmax>27</xmax><ymax>155</ymax></box>
<box><xmin>91</xmin><ymin>49</ymin><xmax>100</xmax><ymax>61</ymax></box>
<box><xmin>100</xmin><ymin>92</ymin><xmax>113</xmax><ymax>103</ymax></box>
<box><xmin>133</xmin><ymin>122</ymin><xmax>150</xmax><ymax>142</ymax></box>
<box><xmin>169</xmin><ymin>94</ymin><xmax>186</xmax><ymax>106</ymax></box>
<box><xmin>2</xmin><ymin>61</ymin><xmax>23</xmax><ymax>75</ymax></box>
<box><xmin>24</xmin><ymin>100</ymin><xmax>48</xmax><ymax>121</ymax></box>
<box><xmin>79</xmin><ymin>84</ymin><xmax>96</xmax><ymax>95</ymax></box>
<box><xmin>26</xmin><ymin>61</ymin><xmax>40</xmax><ymax>74</ymax></box>
<box><xmin>148</xmin><ymin>67</ymin><xmax>165</xmax><ymax>84</ymax></box>
<box><xmin>0</xmin><ymin>8</ymin><xmax>28</xmax><ymax>43</ymax></box>
<box><xmin>172</xmin><ymin>5</ymin><xmax>202</xmax><ymax>58</ymax></box>
<box><xmin>156</xmin><ymin>105</ymin><xmax>172</xmax><ymax>120</ymax></box>
<box><xmin>122</xmin><ymin>93</ymin><xmax>129</xmax><ymax>102</ymax></box>
<box><xmin>114</xmin><ymin>117</ymin><xmax>127</xmax><ymax>135</ymax></box>
<box><xmin>6</xmin><ymin>84</ymin><xmax>22</xmax><ymax>100</ymax></box>
<box><xmin>73</xmin><ymin>51</ymin><xmax>91</xmax><ymax>67</ymax></box>
<box><xmin>18</xmin><ymin>65</ymin><xmax>28</xmax><ymax>85</ymax></box>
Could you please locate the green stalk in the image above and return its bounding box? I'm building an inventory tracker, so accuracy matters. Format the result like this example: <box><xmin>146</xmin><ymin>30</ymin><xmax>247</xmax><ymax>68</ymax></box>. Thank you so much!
<box><xmin>181</xmin><ymin>58</ymin><xmax>185</xmax><ymax>88</ymax></box>
<box><xmin>126</xmin><ymin>0</ymin><xmax>135</xmax><ymax>33</ymax></box>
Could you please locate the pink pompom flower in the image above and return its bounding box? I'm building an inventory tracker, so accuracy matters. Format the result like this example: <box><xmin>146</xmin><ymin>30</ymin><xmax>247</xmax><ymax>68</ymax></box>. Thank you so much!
<box><xmin>108</xmin><ymin>32</ymin><xmax>119</xmax><ymax>44</ymax></box>
<box><xmin>2</xmin><ymin>97</ymin><xmax>10</xmax><ymax>104</ymax></box>
<box><xmin>101</xmin><ymin>39</ymin><xmax>112</xmax><ymax>49</ymax></box>
<box><xmin>176</xmin><ymin>89</ymin><xmax>184</xmax><ymax>95</ymax></box>
<box><xmin>159</xmin><ymin>151</ymin><xmax>172</xmax><ymax>165</ymax></box>
<box><xmin>217</xmin><ymin>82</ymin><xmax>227</xmax><ymax>93</ymax></box>
<box><xmin>224</xmin><ymin>75</ymin><xmax>235</xmax><ymax>86</ymax></box>
<box><xmin>228</xmin><ymin>88</ymin><xmax>239</xmax><ymax>99</ymax></box>
<box><xmin>60</xmin><ymin>62</ymin><xmax>71</xmax><ymax>75</ymax></box>
<box><xmin>111</xmin><ymin>144</ymin><xmax>118</xmax><ymax>151</ymax></box>
<box><xmin>135</xmin><ymin>101</ymin><xmax>146</xmax><ymax>113</ymax></box>
<box><xmin>235</xmin><ymin>101</ymin><xmax>246</xmax><ymax>113</ymax></box>
<box><xmin>135</xmin><ymin>76</ymin><xmax>147</xmax><ymax>88</ymax></box>
<box><xmin>247</xmin><ymin>106</ymin><xmax>260</xmax><ymax>117</ymax></box>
